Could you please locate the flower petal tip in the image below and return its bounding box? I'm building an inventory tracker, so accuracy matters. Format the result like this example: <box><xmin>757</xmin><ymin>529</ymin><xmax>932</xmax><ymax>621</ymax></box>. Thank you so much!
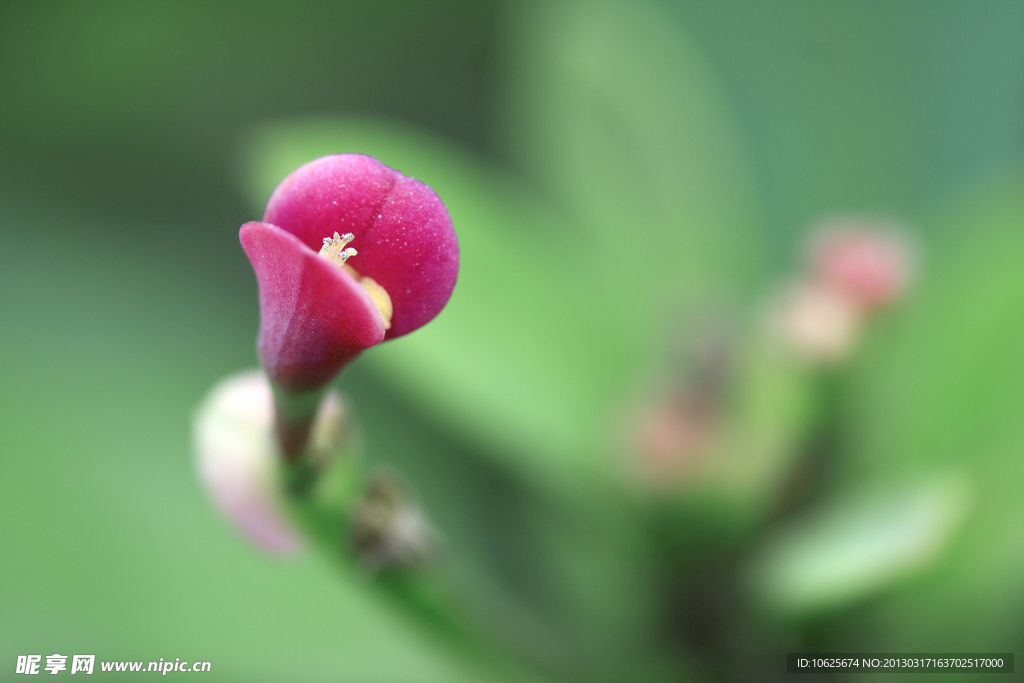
<box><xmin>240</xmin><ymin>221</ymin><xmax>386</xmax><ymax>394</ymax></box>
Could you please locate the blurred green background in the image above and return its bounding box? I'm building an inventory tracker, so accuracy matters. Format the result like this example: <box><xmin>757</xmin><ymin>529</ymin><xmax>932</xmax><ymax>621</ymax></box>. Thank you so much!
<box><xmin>2</xmin><ymin>1</ymin><xmax>1023</xmax><ymax>681</ymax></box>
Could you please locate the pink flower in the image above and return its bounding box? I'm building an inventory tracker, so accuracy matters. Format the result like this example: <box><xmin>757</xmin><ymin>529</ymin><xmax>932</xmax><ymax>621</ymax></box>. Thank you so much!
<box><xmin>808</xmin><ymin>218</ymin><xmax>913</xmax><ymax>310</ymax></box>
<box><xmin>773</xmin><ymin>217</ymin><xmax>915</xmax><ymax>364</ymax></box>
<box><xmin>240</xmin><ymin>155</ymin><xmax>458</xmax><ymax>395</ymax></box>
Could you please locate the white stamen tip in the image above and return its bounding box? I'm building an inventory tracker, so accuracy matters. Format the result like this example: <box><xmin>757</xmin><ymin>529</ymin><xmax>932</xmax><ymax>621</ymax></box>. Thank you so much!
<box><xmin>319</xmin><ymin>232</ymin><xmax>360</xmax><ymax>265</ymax></box>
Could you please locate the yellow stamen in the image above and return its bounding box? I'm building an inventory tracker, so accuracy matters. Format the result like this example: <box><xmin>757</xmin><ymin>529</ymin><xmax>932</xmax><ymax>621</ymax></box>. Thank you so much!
<box><xmin>358</xmin><ymin>275</ymin><xmax>393</xmax><ymax>331</ymax></box>
<box><xmin>319</xmin><ymin>232</ymin><xmax>393</xmax><ymax>330</ymax></box>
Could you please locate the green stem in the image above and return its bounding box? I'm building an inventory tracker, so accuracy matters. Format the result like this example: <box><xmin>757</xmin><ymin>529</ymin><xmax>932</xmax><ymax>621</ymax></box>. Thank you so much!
<box><xmin>271</xmin><ymin>388</ymin><xmax>531</xmax><ymax>681</ymax></box>
<box><xmin>271</xmin><ymin>383</ymin><xmax>325</xmax><ymax>463</ymax></box>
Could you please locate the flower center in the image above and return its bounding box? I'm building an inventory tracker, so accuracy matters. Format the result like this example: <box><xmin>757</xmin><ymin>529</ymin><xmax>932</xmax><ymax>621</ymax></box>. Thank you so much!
<box><xmin>318</xmin><ymin>232</ymin><xmax>393</xmax><ymax>330</ymax></box>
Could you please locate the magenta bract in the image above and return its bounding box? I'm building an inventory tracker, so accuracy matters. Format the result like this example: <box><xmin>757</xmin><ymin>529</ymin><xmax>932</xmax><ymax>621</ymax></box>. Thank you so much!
<box><xmin>240</xmin><ymin>155</ymin><xmax>458</xmax><ymax>394</ymax></box>
<box><xmin>264</xmin><ymin>154</ymin><xmax>459</xmax><ymax>339</ymax></box>
<box><xmin>240</xmin><ymin>221</ymin><xmax>386</xmax><ymax>393</ymax></box>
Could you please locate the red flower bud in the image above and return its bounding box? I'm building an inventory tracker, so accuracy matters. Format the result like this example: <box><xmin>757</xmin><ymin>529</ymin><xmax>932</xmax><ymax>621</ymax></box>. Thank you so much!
<box><xmin>240</xmin><ymin>155</ymin><xmax>458</xmax><ymax>394</ymax></box>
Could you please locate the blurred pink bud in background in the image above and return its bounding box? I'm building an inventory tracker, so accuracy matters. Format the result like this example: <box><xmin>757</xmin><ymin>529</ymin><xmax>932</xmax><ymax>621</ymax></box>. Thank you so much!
<box><xmin>775</xmin><ymin>217</ymin><xmax>916</xmax><ymax>364</ymax></box>
<box><xmin>808</xmin><ymin>217</ymin><xmax>914</xmax><ymax>310</ymax></box>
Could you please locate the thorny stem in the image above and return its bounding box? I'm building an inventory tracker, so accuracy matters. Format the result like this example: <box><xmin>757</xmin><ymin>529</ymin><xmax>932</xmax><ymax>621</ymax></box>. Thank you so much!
<box><xmin>267</xmin><ymin>385</ymin><xmax>520</xmax><ymax>678</ymax></box>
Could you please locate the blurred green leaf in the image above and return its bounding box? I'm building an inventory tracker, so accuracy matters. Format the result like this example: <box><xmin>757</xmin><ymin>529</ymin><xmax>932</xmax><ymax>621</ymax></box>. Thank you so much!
<box><xmin>500</xmin><ymin>0</ymin><xmax>768</xmax><ymax>310</ymax></box>
<box><xmin>851</xmin><ymin>174</ymin><xmax>1024</xmax><ymax>477</ymax></box>
<box><xmin>748</xmin><ymin>474</ymin><xmax>971</xmax><ymax>618</ymax></box>
<box><xmin>837</xmin><ymin>172</ymin><xmax>1024</xmax><ymax>649</ymax></box>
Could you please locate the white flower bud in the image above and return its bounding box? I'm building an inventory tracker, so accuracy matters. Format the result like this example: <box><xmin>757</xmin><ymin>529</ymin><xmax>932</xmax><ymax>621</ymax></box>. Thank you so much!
<box><xmin>773</xmin><ymin>280</ymin><xmax>863</xmax><ymax>364</ymax></box>
<box><xmin>193</xmin><ymin>370</ymin><xmax>302</xmax><ymax>555</ymax></box>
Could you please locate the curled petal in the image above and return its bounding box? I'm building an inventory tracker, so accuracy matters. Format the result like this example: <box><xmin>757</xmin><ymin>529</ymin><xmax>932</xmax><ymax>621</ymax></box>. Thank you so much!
<box><xmin>240</xmin><ymin>221</ymin><xmax>385</xmax><ymax>394</ymax></box>
<box><xmin>263</xmin><ymin>154</ymin><xmax>459</xmax><ymax>338</ymax></box>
